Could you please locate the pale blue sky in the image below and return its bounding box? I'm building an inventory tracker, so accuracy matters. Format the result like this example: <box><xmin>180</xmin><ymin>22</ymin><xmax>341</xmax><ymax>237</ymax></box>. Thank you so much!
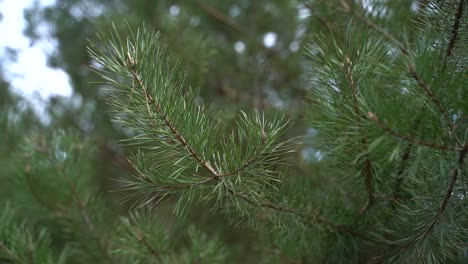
<box><xmin>0</xmin><ymin>0</ymin><xmax>72</xmax><ymax>110</ymax></box>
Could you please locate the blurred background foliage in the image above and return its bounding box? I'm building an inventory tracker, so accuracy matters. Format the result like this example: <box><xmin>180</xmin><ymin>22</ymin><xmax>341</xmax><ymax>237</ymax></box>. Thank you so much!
<box><xmin>0</xmin><ymin>0</ymin><xmax>466</xmax><ymax>263</ymax></box>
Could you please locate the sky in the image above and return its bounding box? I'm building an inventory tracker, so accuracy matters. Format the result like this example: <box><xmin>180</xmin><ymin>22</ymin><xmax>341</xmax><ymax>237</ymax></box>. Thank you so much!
<box><xmin>0</xmin><ymin>1</ymin><xmax>315</xmax><ymax>105</ymax></box>
<box><xmin>0</xmin><ymin>0</ymin><xmax>72</xmax><ymax>112</ymax></box>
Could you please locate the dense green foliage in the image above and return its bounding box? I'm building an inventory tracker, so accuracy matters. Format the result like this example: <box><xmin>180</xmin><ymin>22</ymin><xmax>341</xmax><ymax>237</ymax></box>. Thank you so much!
<box><xmin>1</xmin><ymin>0</ymin><xmax>467</xmax><ymax>263</ymax></box>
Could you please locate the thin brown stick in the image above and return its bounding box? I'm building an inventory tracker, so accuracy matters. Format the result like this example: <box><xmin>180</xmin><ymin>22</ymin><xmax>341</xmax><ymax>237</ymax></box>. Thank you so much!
<box><xmin>218</xmin><ymin>134</ymin><xmax>267</xmax><ymax>177</ymax></box>
<box><xmin>407</xmin><ymin>64</ymin><xmax>460</xmax><ymax>144</ymax></box>
<box><xmin>63</xmin><ymin>169</ymin><xmax>117</xmax><ymax>264</ymax></box>
<box><xmin>367</xmin><ymin>112</ymin><xmax>460</xmax><ymax>152</ymax></box>
<box><xmin>24</xmin><ymin>167</ymin><xmax>59</xmax><ymax>211</ymax></box>
<box><xmin>304</xmin><ymin>3</ymin><xmax>335</xmax><ymax>33</ymax></box>
<box><xmin>132</xmin><ymin>226</ymin><xmax>163</xmax><ymax>262</ymax></box>
<box><xmin>354</xmin><ymin>12</ymin><xmax>409</xmax><ymax>55</ymax></box>
<box><xmin>446</xmin><ymin>0</ymin><xmax>465</xmax><ymax>58</ymax></box>
<box><xmin>425</xmin><ymin>147</ymin><xmax>466</xmax><ymax>233</ymax></box>
<box><xmin>128</xmin><ymin>60</ymin><xmax>220</xmax><ymax>178</ymax></box>
<box><xmin>399</xmin><ymin>146</ymin><xmax>467</xmax><ymax>251</ymax></box>
<box><xmin>193</xmin><ymin>0</ymin><xmax>245</xmax><ymax>34</ymax></box>
<box><xmin>344</xmin><ymin>55</ymin><xmax>373</xmax><ymax>213</ymax></box>
<box><xmin>0</xmin><ymin>241</ymin><xmax>26</xmax><ymax>264</ymax></box>
<box><xmin>231</xmin><ymin>189</ymin><xmax>381</xmax><ymax>243</ymax></box>
<box><xmin>393</xmin><ymin>143</ymin><xmax>413</xmax><ymax>199</ymax></box>
<box><xmin>315</xmin><ymin>0</ymin><xmax>409</xmax><ymax>54</ymax></box>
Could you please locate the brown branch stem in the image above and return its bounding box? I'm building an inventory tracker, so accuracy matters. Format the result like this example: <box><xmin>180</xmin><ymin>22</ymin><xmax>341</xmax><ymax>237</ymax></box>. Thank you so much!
<box><xmin>446</xmin><ymin>0</ymin><xmax>464</xmax><ymax>58</ymax></box>
<box><xmin>367</xmin><ymin>112</ymin><xmax>459</xmax><ymax>152</ymax></box>
<box><xmin>231</xmin><ymin>189</ymin><xmax>381</xmax><ymax>243</ymax></box>
<box><xmin>407</xmin><ymin>64</ymin><xmax>460</xmax><ymax>144</ymax></box>
<box><xmin>319</xmin><ymin>0</ymin><xmax>458</xmax><ymax>144</ymax></box>
<box><xmin>193</xmin><ymin>0</ymin><xmax>245</xmax><ymax>34</ymax></box>
<box><xmin>344</xmin><ymin>55</ymin><xmax>373</xmax><ymax>213</ymax></box>
<box><xmin>132</xmin><ymin>226</ymin><xmax>163</xmax><ymax>262</ymax></box>
<box><xmin>0</xmin><ymin>241</ymin><xmax>26</xmax><ymax>264</ymax></box>
<box><xmin>399</xmin><ymin>146</ymin><xmax>467</xmax><ymax>251</ymax></box>
<box><xmin>128</xmin><ymin>65</ymin><xmax>220</xmax><ymax>178</ymax></box>
<box><xmin>63</xmin><ymin>169</ymin><xmax>116</xmax><ymax>264</ymax></box>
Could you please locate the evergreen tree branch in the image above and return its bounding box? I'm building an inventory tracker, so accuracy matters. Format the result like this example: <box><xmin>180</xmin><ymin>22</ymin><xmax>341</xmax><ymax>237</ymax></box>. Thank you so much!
<box><xmin>91</xmin><ymin>25</ymin><xmax>385</xmax><ymax>252</ymax></box>
<box><xmin>194</xmin><ymin>0</ymin><xmax>245</xmax><ymax>34</ymax></box>
<box><xmin>356</xmin><ymin>13</ymin><xmax>459</xmax><ymax>144</ymax></box>
<box><xmin>312</xmin><ymin>0</ymin><xmax>408</xmax><ymax>53</ymax></box>
<box><xmin>313</xmin><ymin>0</ymin><xmax>460</xmax><ymax>145</ymax></box>
<box><xmin>194</xmin><ymin>0</ymin><xmax>278</xmax><ymax>61</ymax></box>
<box><xmin>24</xmin><ymin>164</ymin><xmax>71</xmax><ymax>213</ymax></box>
<box><xmin>344</xmin><ymin>55</ymin><xmax>374</xmax><ymax>214</ymax></box>
<box><xmin>62</xmin><ymin>168</ymin><xmax>116</xmax><ymax>264</ymax></box>
<box><xmin>217</xmin><ymin>132</ymin><xmax>267</xmax><ymax>177</ymax></box>
<box><xmin>398</xmin><ymin>145</ymin><xmax>467</xmax><ymax>252</ymax></box>
<box><xmin>228</xmin><ymin>188</ymin><xmax>381</xmax><ymax>243</ymax></box>
<box><xmin>131</xmin><ymin>226</ymin><xmax>163</xmax><ymax>262</ymax></box>
<box><xmin>304</xmin><ymin>3</ymin><xmax>335</xmax><ymax>33</ymax></box>
<box><xmin>367</xmin><ymin>112</ymin><xmax>460</xmax><ymax>152</ymax></box>
<box><xmin>0</xmin><ymin>241</ymin><xmax>26</xmax><ymax>264</ymax></box>
<box><xmin>393</xmin><ymin>142</ymin><xmax>413</xmax><ymax>200</ymax></box>
<box><xmin>425</xmin><ymin>146</ymin><xmax>467</xmax><ymax>234</ymax></box>
<box><xmin>446</xmin><ymin>0</ymin><xmax>465</xmax><ymax>58</ymax></box>
<box><xmin>125</xmin><ymin>52</ymin><xmax>220</xmax><ymax>178</ymax></box>
<box><xmin>408</xmin><ymin>64</ymin><xmax>460</xmax><ymax>144</ymax></box>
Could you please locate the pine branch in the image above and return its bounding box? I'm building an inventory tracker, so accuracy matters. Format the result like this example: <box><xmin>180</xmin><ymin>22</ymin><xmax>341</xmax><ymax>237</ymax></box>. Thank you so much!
<box><xmin>446</xmin><ymin>0</ymin><xmax>465</xmax><ymax>58</ymax></box>
<box><xmin>90</xmin><ymin>24</ymin><xmax>387</xmax><ymax>249</ymax></box>
<box><xmin>367</xmin><ymin>112</ymin><xmax>460</xmax><ymax>152</ymax></box>
<box><xmin>24</xmin><ymin>164</ymin><xmax>71</xmax><ymax>213</ymax></box>
<box><xmin>131</xmin><ymin>226</ymin><xmax>163</xmax><ymax>262</ymax></box>
<box><xmin>407</xmin><ymin>64</ymin><xmax>460</xmax><ymax>144</ymax></box>
<box><xmin>398</xmin><ymin>145</ymin><xmax>467</xmax><ymax>252</ymax></box>
<box><xmin>62</xmin><ymin>167</ymin><xmax>116</xmax><ymax>264</ymax></box>
<box><xmin>194</xmin><ymin>0</ymin><xmax>245</xmax><ymax>34</ymax></box>
<box><xmin>393</xmin><ymin>142</ymin><xmax>413</xmax><ymax>200</ymax></box>
<box><xmin>228</xmin><ymin>187</ymin><xmax>381</xmax><ymax>243</ymax></box>
<box><xmin>314</xmin><ymin>0</ymin><xmax>460</xmax><ymax>145</ymax></box>
<box><xmin>425</xmin><ymin>146</ymin><xmax>467</xmax><ymax>233</ymax></box>
<box><xmin>304</xmin><ymin>3</ymin><xmax>335</xmax><ymax>33</ymax></box>
<box><xmin>126</xmin><ymin>52</ymin><xmax>274</xmax><ymax>184</ymax></box>
<box><xmin>126</xmin><ymin>55</ymin><xmax>220</xmax><ymax>178</ymax></box>
<box><xmin>344</xmin><ymin>54</ymin><xmax>373</xmax><ymax>214</ymax></box>
<box><xmin>0</xmin><ymin>241</ymin><xmax>26</xmax><ymax>264</ymax></box>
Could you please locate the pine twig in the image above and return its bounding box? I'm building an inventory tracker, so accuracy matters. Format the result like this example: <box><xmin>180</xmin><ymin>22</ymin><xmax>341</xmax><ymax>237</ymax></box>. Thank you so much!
<box><xmin>344</xmin><ymin>55</ymin><xmax>373</xmax><ymax>214</ymax></box>
<box><xmin>338</xmin><ymin>2</ymin><xmax>458</xmax><ymax>143</ymax></box>
<box><xmin>304</xmin><ymin>3</ymin><xmax>335</xmax><ymax>33</ymax></box>
<box><xmin>393</xmin><ymin>142</ymin><xmax>413</xmax><ymax>200</ymax></box>
<box><xmin>126</xmin><ymin>55</ymin><xmax>220</xmax><ymax>178</ymax></box>
<box><xmin>446</xmin><ymin>0</ymin><xmax>465</xmax><ymax>58</ymax></box>
<box><xmin>425</xmin><ymin>147</ymin><xmax>467</xmax><ymax>233</ymax></box>
<box><xmin>398</xmin><ymin>145</ymin><xmax>467</xmax><ymax>251</ymax></box>
<box><xmin>24</xmin><ymin>164</ymin><xmax>71</xmax><ymax>213</ymax></box>
<box><xmin>132</xmin><ymin>226</ymin><xmax>163</xmax><ymax>262</ymax></box>
<box><xmin>126</xmin><ymin>52</ymin><xmax>273</xmax><ymax>184</ymax></box>
<box><xmin>125</xmin><ymin>51</ymin><xmax>377</xmax><ymax>243</ymax></box>
<box><xmin>231</xmin><ymin>189</ymin><xmax>381</xmax><ymax>243</ymax></box>
<box><xmin>407</xmin><ymin>64</ymin><xmax>460</xmax><ymax>145</ymax></box>
<box><xmin>0</xmin><ymin>241</ymin><xmax>26</xmax><ymax>264</ymax></box>
<box><xmin>367</xmin><ymin>112</ymin><xmax>459</xmax><ymax>152</ymax></box>
<box><xmin>193</xmin><ymin>0</ymin><xmax>245</xmax><ymax>34</ymax></box>
<box><xmin>62</xmin><ymin>168</ymin><xmax>117</xmax><ymax>264</ymax></box>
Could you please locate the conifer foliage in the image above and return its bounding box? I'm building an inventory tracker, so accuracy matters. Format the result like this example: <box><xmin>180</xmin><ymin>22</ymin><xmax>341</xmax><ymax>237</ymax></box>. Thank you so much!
<box><xmin>1</xmin><ymin>0</ymin><xmax>467</xmax><ymax>263</ymax></box>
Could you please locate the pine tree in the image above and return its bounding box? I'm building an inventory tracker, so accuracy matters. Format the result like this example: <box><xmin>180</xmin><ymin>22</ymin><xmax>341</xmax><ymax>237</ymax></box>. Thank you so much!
<box><xmin>1</xmin><ymin>0</ymin><xmax>467</xmax><ymax>263</ymax></box>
